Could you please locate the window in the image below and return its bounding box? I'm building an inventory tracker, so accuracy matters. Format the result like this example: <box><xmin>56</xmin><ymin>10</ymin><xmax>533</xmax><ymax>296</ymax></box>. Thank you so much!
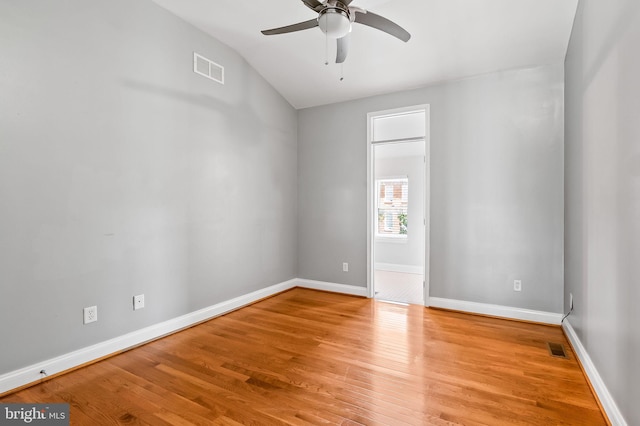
<box><xmin>376</xmin><ymin>178</ymin><xmax>408</xmax><ymax>238</ymax></box>
<box><xmin>372</xmin><ymin>111</ymin><xmax>426</xmax><ymax>142</ymax></box>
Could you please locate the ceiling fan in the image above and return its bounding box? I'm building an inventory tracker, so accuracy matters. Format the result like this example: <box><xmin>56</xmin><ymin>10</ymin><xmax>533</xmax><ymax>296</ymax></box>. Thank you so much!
<box><xmin>261</xmin><ymin>0</ymin><xmax>411</xmax><ymax>64</ymax></box>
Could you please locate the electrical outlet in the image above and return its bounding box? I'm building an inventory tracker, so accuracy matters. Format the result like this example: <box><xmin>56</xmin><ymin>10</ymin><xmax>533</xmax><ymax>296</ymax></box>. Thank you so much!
<box><xmin>513</xmin><ymin>280</ymin><xmax>522</xmax><ymax>292</ymax></box>
<box><xmin>342</xmin><ymin>262</ymin><xmax>349</xmax><ymax>272</ymax></box>
<box><xmin>133</xmin><ymin>294</ymin><xmax>145</xmax><ymax>310</ymax></box>
<box><xmin>83</xmin><ymin>306</ymin><xmax>97</xmax><ymax>324</ymax></box>
<box><xmin>570</xmin><ymin>293</ymin><xmax>574</xmax><ymax>310</ymax></box>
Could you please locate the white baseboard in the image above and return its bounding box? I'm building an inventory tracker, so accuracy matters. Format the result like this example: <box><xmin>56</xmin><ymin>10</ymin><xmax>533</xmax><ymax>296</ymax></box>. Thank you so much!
<box><xmin>374</xmin><ymin>263</ymin><xmax>423</xmax><ymax>275</ymax></box>
<box><xmin>429</xmin><ymin>297</ymin><xmax>563</xmax><ymax>325</ymax></box>
<box><xmin>563</xmin><ymin>320</ymin><xmax>627</xmax><ymax>426</ymax></box>
<box><xmin>296</xmin><ymin>278</ymin><xmax>369</xmax><ymax>297</ymax></box>
<box><xmin>0</xmin><ymin>278</ymin><xmax>298</xmax><ymax>396</ymax></box>
<box><xmin>6</xmin><ymin>281</ymin><xmax>567</xmax><ymax>398</ymax></box>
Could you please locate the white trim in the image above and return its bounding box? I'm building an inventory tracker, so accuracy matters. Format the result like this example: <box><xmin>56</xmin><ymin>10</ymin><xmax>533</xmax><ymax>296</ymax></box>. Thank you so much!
<box><xmin>429</xmin><ymin>297</ymin><xmax>563</xmax><ymax>325</ymax></box>
<box><xmin>295</xmin><ymin>278</ymin><xmax>368</xmax><ymax>297</ymax></box>
<box><xmin>367</xmin><ymin>104</ymin><xmax>430</xmax><ymax>306</ymax></box>
<box><xmin>0</xmin><ymin>279</ymin><xmax>297</xmax><ymax>395</ymax></box>
<box><xmin>367</xmin><ymin>111</ymin><xmax>373</xmax><ymax>298</ymax></box>
<box><xmin>423</xmin><ymin>105</ymin><xmax>431</xmax><ymax>307</ymax></box>
<box><xmin>374</xmin><ymin>263</ymin><xmax>423</xmax><ymax>275</ymax></box>
<box><xmin>563</xmin><ymin>320</ymin><xmax>627</xmax><ymax>426</ymax></box>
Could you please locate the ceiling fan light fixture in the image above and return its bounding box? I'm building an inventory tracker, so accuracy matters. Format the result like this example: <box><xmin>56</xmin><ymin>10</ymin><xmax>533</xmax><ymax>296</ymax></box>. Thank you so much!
<box><xmin>318</xmin><ymin>8</ymin><xmax>351</xmax><ymax>39</ymax></box>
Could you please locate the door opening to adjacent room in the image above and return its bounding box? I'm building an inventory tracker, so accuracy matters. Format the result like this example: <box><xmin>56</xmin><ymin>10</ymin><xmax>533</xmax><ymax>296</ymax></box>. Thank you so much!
<box><xmin>367</xmin><ymin>106</ymin><xmax>429</xmax><ymax>306</ymax></box>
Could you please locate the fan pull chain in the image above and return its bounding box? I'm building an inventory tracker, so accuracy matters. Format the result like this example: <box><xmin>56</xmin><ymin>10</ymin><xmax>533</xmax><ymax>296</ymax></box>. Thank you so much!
<box><xmin>340</xmin><ymin>63</ymin><xmax>344</xmax><ymax>81</ymax></box>
<box><xmin>324</xmin><ymin>23</ymin><xmax>329</xmax><ymax>65</ymax></box>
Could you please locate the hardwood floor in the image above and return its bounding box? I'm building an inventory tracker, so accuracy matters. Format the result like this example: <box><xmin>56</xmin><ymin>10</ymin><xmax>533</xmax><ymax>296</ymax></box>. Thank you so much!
<box><xmin>374</xmin><ymin>269</ymin><xmax>423</xmax><ymax>304</ymax></box>
<box><xmin>1</xmin><ymin>288</ymin><xmax>607</xmax><ymax>425</ymax></box>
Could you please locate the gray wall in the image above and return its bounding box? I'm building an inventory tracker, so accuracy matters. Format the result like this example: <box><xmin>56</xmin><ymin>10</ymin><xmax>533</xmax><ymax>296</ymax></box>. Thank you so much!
<box><xmin>565</xmin><ymin>0</ymin><xmax>640</xmax><ymax>423</ymax></box>
<box><xmin>298</xmin><ymin>64</ymin><xmax>565</xmax><ymax>313</ymax></box>
<box><xmin>374</xmin><ymin>154</ymin><xmax>424</xmax><ymax>270</ymax></box>
<box><xmin>0</xmin><ymin>0</ymin><xmax>297</xmax><ymax>374</ymax></box>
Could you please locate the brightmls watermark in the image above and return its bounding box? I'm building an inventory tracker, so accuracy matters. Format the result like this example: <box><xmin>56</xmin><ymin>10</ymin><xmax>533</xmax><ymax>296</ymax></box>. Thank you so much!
<box><xmin>0</xmin><ymin>404</ymin><xmax>69</xmax><ymax>425</ymax></box>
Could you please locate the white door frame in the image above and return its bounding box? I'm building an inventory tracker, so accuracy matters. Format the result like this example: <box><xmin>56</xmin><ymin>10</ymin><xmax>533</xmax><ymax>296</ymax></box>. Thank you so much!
<box><xmin>366</xmin><ymin>104</ymin><xmax>431</xmax><ymax>306</ymax></box>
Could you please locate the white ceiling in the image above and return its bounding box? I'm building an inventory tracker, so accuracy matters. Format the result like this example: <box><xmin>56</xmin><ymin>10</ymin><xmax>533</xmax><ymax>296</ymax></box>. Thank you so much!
<box><xmin>150</xmin><ymin>0</ymin><xmax>578</xmax><ymax>109</ymax></box>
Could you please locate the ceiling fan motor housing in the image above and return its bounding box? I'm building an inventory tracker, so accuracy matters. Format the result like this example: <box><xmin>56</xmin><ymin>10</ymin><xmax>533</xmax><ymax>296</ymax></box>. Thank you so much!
<box><xmin>318</xmin><ymin>3</ymin><xmax>352</xmax><ymax>39</ymax></box>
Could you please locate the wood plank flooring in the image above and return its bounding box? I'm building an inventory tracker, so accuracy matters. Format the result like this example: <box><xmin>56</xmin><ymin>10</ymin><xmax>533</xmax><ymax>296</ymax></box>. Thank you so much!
<box><xmin>374</xmin><ymin>270</ymin><xmax>423</xmax><ymax>304</ymax></box>
<box><xmin>1</xmin><ymin>288</ymin><xmax>607</xmax><ymax>425</ymax></box>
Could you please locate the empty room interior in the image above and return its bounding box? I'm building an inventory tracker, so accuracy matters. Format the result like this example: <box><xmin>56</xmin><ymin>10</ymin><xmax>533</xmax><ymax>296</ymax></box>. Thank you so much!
<box><xmin>0</xmin><ymin>0</ymin><xmax>638</xmax><ymax>424</ymax></box>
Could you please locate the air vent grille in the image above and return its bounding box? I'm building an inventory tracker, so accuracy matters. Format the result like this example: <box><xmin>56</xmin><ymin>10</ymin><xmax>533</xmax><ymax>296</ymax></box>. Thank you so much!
<box><xmin>547</xmin><ymin>342</ymin><xmax>568</xmax><ymax>359</ymax></box>
<box><xmin>193</xmin><ymin>52</ymin><xmax>224</xmax><ymax>84</ymax></box>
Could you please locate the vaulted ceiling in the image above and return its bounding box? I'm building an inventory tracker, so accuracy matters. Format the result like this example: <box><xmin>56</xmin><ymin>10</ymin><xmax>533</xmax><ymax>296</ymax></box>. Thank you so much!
<box><xmin>151</xmin><ymin>0</ymin><xmax>578</xmax><ymax>109</ymax></box>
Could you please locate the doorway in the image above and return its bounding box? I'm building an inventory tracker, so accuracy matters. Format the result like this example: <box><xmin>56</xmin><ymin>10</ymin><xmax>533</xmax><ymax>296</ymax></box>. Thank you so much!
<box><xmin>367</xmin><ymin>106</ymin><xmax>430</xmax><ymax>306</ymax></box>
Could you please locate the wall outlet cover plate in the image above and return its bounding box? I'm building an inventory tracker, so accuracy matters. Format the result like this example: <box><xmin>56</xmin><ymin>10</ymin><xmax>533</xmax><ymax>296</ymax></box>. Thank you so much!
<box><xmin>83</xmin><ymin>306</ymin><xmax>97</xmax><ymax>324</ymax></box>
<box><xmin>134</xmin><ymin>294</ymin><xmax>145</xmax><ymax>310</ymax></box>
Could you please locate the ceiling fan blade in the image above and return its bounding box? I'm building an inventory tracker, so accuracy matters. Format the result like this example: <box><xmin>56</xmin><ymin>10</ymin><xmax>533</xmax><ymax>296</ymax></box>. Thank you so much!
<box><xmin>336</xmin><ymin>34</ymin><xmax>350</xmax><ymax>63</ymax></box>
<box><xmin>341</xmin><ymin>0</ymin><xmax>355</xmax><ymax>5</ymax></box>
<box><xmin>261</xmin><ymin>19</ymin><xmax>319</xmax><ymax>35</ymax></box>
<box><xmin>301</xmin><ymin>0</ymin><xmax>324</xmax><ymax>12</ymax></box>
<box><xmin>354</xmin><ymin>11</ymin><xmax>411</xmax><ymax>42</ymax></box>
